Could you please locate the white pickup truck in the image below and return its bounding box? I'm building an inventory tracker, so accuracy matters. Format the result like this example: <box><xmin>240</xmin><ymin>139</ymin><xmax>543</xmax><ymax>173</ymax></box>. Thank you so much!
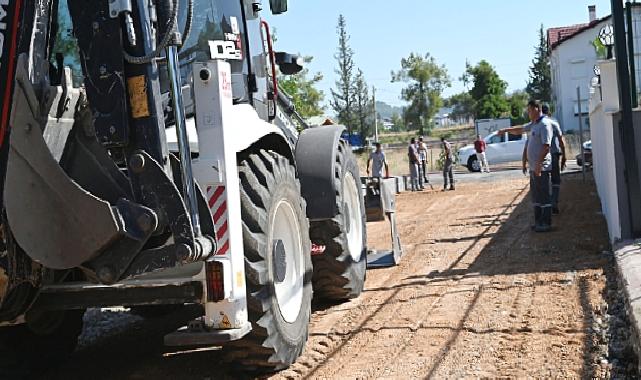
<box><xmin>458</xmin><ymin>130</ymin><xmax>528</xmax><ymax>172</ymax></box>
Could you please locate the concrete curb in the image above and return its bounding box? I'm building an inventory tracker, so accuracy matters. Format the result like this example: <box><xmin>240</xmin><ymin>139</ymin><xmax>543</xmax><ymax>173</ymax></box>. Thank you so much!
<box><xmin>613</xmin><ymin>239</ymin><xmax>641</xmax><ymax>374</ymax></box>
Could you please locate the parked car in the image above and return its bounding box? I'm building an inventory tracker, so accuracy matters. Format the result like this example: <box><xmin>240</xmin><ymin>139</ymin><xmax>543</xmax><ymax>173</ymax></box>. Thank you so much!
<box><xmin>457</xmin><ymin>130</ymin><xmax>528</xmax><ymax>172</ymax></box>
<box><xmin>576</xmin><ymin>140</ymin><xmax>592</xmax><ymax>166</ymax></box>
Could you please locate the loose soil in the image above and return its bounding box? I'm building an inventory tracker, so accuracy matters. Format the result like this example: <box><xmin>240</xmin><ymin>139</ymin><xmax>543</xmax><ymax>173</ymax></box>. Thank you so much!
<box><xmin>46</xmin><ymin>171</ymin><xmax>622</xmax><ymax>379</ymax></box>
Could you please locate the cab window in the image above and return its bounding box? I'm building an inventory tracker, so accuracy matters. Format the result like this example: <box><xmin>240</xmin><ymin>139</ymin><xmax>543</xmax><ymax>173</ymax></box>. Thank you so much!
<box><xmin>508</xmin><ymin>133</ymin><xmax>523</xmax><ymax>142</ymax></box>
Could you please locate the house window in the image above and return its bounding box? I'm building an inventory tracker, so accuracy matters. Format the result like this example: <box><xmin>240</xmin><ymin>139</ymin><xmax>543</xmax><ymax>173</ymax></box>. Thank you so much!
<box><xmin>573</xmin><ymin>99</ymin><xmax>590</xmax><ymax>115</ymax></box>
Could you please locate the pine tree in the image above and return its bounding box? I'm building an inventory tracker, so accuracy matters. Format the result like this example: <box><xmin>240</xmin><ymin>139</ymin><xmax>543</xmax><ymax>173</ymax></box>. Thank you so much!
<box><xmin>526</xmin><ymin>25</ymin><xmax>552</xmax><ymax>103</ymax></box>
<box><xmin>330</xmin><ymin>15</ymin><xmax>356</xmax><ymax>133</ymax></box>
<box><xmin>354</xmin><ymin>69</ymin><xmax>373</xmax><ymax>139</ymax></box>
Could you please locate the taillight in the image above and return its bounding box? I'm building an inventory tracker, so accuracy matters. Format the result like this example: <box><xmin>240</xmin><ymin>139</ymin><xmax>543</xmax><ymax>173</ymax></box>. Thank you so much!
<box><xmin>205</xmin><ymin>261</ymin><xmax>224</xmax><ymax>302</ymax></box>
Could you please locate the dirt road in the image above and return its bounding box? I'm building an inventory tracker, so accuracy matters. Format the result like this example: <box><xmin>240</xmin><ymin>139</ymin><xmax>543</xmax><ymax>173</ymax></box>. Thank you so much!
<box><xmin>270</xmin><ymin>173</ymin><xmax>618</xmax><ymax>379</ymax></box>
<box><xmin>47</xmin><ymin>171</ymin><xmax>632</xmax><ymax>379</ymax></box>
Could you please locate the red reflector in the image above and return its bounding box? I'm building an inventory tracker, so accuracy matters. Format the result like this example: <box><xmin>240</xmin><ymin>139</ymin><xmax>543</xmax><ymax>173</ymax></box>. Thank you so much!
<box><xmin>311</xmin><ymin>243</ymin><xmax>326</xmax><ymax>256</ymax></box>
<box><xmin>205</xmin><ymin>261</ymin><xmax>225</xmax><ymax>302</ymax></box>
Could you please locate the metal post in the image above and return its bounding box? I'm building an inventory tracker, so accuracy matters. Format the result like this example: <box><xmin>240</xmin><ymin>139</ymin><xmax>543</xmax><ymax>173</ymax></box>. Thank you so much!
<box><xmin>612</xmin><ymin>0</ymin><xmax>641</xmax><ymax>237</ymax></box>
<box><xmin>627</xmin><ymin>2</ymin><xmax>638</xmax><ymax>106</ymax></box>
<box><xmin>577</xmin><ymin>87</ymin><xmax>586</xmax><ymax>183</ymax></box>
<box><xmin>166</xmin><ymin>45</ymin><xmax>201</xmax><ymax>237</ymax></box>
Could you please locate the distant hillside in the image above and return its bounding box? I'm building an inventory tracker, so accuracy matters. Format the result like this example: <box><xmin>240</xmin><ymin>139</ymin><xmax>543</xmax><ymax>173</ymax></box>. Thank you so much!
<box><xmin>375</xmin><ymin>101</ymin><xmax>404</xmax><ymax>120</ymax></box>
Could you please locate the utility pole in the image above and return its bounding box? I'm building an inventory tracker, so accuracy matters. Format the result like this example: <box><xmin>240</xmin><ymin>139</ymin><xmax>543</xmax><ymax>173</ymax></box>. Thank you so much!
<box><xmin>577</xmin><ymin>87</ymin><xmax>586</xmax><ymax>183</ymax></box>
<box><xmin>373</xmin><ymin>86</ymin><xmax>378</xmax><ymax>143</ymax></box>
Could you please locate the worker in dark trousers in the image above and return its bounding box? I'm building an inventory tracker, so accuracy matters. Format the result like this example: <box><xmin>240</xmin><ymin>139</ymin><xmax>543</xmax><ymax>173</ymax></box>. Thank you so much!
<box><xmin>441</xmin><ymin>137</ymin><xmax>455</xmax><ymax>191</ymax></box>
<box><xmin>522</xmin><ymin>100</ymin><xmax>553</xmax><ymax>232</ymax></box>
<box><xmin>542</xmin><ymin>104</ymin><xmax>566</xmax><ymax>214</ymax></box>
<box><xmin>408</xmin><ymin>137</ymin><xmax>422</xmax><ymax>191</ymax></box>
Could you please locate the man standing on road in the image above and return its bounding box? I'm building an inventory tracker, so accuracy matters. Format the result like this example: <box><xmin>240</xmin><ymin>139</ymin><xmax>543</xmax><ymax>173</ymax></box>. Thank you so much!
<box><xmin>542</xmin><ymin>104</ymin><xmax>566</xmax><ymax>214</ymax></box>
<box><xmin>441</xmin><ymin>137</ymin><xmax>455</xmax><ymax>191</ymax></box>
<box><xmin>474</xmin><ymin>135</ymin><xmax>490</xmax><ymax>173</ymax></box>
<box><xmin>408</xmin><ymin>137</ymin><xmax>422</xmax><ymax>191</ymax></box>
<box><xmin>522</xmin><ymin>100</ymin><xmax>553</xmax><ymax>232</ymax></box>
<box><xmin>367</xmin><ymin>142</ymin><xmax>390</xmax><ymax>178</ymax></box>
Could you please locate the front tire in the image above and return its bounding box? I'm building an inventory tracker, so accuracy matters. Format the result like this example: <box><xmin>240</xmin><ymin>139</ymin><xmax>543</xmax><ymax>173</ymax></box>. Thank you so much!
<box><xmin>467</xmin><ymin>155</ymin><xmax>481</xmax><ymax>172</ymax></box>
<box><xmin>310</xmin><ymin>140</ymin><xmax>367</xmax><ymax>300</ymax></box>
<box><xmin>226</xmin><ymin>150</ymin><xmax>312</xmax><ymax>372</ymax></box>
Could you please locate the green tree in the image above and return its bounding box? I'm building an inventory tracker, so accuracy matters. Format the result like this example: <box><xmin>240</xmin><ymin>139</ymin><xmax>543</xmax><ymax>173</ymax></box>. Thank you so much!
<box><xmin>391</xmin><ymin>112</ymin><xmax>405</xmax><ymax>132</ymax></box>
<box><xmin>278</xmin><ymin>56</ymin><xmax>325</xmax><ymax>119</ymax></box>
<box><xmin>526</xmin><ymin>25</ymin><xmax>552</xmax><ymax>103</ymax></box>
<box><xmin>508</xmin><ymin>90</ymin><xmax>529</xmax><ymax>125</ymax></box>
<box><xmin>353</xmin><ymin>69</ymin><xmax>373</xmax><ymax>139</ymax></box>
<box><xmin>463</xmin><ymin>60</ymin><xmax>509</xmax><ymax>119</ymax></box>
<box><xmin>391</xmin><ymin>52</ymin><xmax>451</xmax><ymax>136</ymax></box>
<box><xmin>330</xmin><ymin>15</ymin><xmax>356</xmax><ymax>133</ymax></box>
<box><xmin>447</xmin><ymin>92</ymin><xmax>475</xmax><ymax>123</ymax></box>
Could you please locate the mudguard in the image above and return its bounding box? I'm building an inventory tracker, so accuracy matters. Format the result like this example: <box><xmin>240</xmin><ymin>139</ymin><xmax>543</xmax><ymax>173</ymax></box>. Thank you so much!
<box><xmin>295</xmin><ymin>125</ymin><xmax>346</xmax><ymax>221</ymax></box>
<box><xmin>166</xmin><ymin>104</ymin><xmax>295</xmax><ymax>158</ymax></box>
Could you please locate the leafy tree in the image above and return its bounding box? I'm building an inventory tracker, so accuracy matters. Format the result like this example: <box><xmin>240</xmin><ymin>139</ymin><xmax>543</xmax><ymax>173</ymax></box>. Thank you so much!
<box><xmin>391</xmin><ymin>112</ymin><xmax>405</xmax><ymax>132</ymax></box>
<box><xmin>463</xmin><ymin>60</ymin><xmax>509</xmax><ymax>119</ymax></box>
<box><xmin>526</xmin><ymin>25</ymin><xmax>552</xmax><ymax>103</ymax></box>
<box><xmin>391</xmin><ymin>52</ymin><xmax>451</xmax><ymax>136</ymax></box>
<box><xmin>353</xmin><ymin>69</ymin><xmax>373</xmax><ymax>138</ymax></box>
<box><xmin>508</xmin><ymin>90</ymin><xmax>529</xmax><ymax>125</ymax></box>
<box><xmin>447</xmin><ymin>92</ymin><xmax>475</xmax><ymax>123</ymax></box>
<box><xmin>592</xmin><ymin>36</ymin><xmax>607</xmax><ymax>59</ymax></box>
<box><xmin>278</xmin><ymin>56</ymin><xmax>325</xmax><ymax>119</ymax></box>
<box><xmin>330</xmin><ymin>15</ymin><xmax>356</xmax><ymax>133</ymax></box>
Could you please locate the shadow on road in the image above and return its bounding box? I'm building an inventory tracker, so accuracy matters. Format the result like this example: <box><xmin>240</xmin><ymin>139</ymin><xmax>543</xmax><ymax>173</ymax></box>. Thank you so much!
<box><xmin>403</xmin><ymin>172</ymin><xmax>612</xmax><ymax>377</ymax></box>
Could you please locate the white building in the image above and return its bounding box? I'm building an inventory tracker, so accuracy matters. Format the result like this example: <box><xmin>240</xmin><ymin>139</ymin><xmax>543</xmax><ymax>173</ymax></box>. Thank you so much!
<box><xmin>548</xmin><ymin>6</ymin><xmax>610</xmax><ymax>131</ymax></box>
<box><xmin>549</xmin><ymin>4</ymin><xmax>641</xmax><ymax>131</ymax></box>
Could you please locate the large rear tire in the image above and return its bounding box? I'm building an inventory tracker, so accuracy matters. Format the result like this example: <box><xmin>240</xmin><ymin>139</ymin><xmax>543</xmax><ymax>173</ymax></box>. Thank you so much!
<box><xmin>310</xmin><ymin>140</ymin><xmax>367</xmax><ymax>300</ymax></box>
<box><xmin>225</xmin><ymin>150</ymin><xmax>312</xmax><ymax>372</ymax></box>
<box><xmin>0</xmin><ymin>309</ymin><xmax>84</xmax><ymax>379</ymax></box>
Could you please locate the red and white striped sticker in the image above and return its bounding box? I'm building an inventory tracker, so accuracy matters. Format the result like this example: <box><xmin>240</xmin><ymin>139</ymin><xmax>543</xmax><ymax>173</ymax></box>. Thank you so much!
<box><xmin>207</xmin><ymin>185</ymin><xmax>230</xmax><ymax>256</ymax></box>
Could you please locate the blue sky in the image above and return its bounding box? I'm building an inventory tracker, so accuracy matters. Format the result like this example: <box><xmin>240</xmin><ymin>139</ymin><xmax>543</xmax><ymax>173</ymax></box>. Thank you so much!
<box><xmin>265</xmin><ymin>0</ymin><xmax>613</xmax><ymax>110</ymax></box>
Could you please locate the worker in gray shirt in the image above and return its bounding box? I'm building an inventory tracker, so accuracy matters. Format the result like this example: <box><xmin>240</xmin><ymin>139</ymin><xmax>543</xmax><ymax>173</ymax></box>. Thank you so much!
<box><xmin>367</xmin><ymin>143</ymin><xmax>389</xmax><ymax>178</ymax></box>
<box><xmin>542</xmin><ymin>104</ymin><xmax>566</xmax><ymax>214</ymax></box>
<box><xmin>522</xmin><ymin>100</ymin><xmax>553</xmax><ymax>232</ymax></box>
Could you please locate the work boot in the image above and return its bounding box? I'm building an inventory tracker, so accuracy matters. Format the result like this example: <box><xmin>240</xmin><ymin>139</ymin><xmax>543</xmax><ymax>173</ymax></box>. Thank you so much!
<box><xmin>449</xmin><ymin>186</ymin><xmax>455</xmax><ymax>191</ymax></box>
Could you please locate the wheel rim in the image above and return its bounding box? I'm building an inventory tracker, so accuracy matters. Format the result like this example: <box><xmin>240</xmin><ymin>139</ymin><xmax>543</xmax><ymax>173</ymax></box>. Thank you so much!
<box><xmin>272</xmin><ymin>199</ymin><xmax>305</xmax><ymax>324</ymax></box>
<box><xmin>343</xmin><ymin>172</ymin><xmax>364</xmax><ymax>262</ymax></box>
<box><xmin>472</xmin><ymin>159</ymin><xmax>481</xmax><ymax>171</ymax></box>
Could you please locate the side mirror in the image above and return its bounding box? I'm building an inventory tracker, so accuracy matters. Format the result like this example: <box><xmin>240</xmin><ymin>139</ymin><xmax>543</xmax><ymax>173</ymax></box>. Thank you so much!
<box><xmin>275</xmin><ymin>52</ymin><xmax>303</xmax><ymax>75</ymax></box>
<box><xmin>270</xmin><ymin>0</ymin><xmax>287</xmax><ymax>14</ymax></box>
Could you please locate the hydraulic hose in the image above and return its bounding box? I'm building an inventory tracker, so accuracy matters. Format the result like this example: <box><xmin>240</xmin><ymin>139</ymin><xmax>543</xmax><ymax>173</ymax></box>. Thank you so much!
<box><xmin>123</xmin><ymin>0</ymin><xmax>180</xmax><ymax>64</ymax></box>
<box><xmin>180</xmin><ymin>0</ymin><xmax>193</xmax><ymax>47</ymax></box>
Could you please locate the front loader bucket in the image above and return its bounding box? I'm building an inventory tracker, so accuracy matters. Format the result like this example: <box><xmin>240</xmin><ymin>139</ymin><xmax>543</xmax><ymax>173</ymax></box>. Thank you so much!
<box><xmin>4</xmin><ymin>56</ymin><xmax>155</xmax><ymax>270</ymax></box>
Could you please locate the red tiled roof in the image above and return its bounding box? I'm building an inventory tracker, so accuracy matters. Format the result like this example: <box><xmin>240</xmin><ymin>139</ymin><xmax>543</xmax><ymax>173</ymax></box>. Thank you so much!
<box><xmin>547</xmin><ymin>15</ymin><xmax>612</xmax><ymax>51</ymax></box>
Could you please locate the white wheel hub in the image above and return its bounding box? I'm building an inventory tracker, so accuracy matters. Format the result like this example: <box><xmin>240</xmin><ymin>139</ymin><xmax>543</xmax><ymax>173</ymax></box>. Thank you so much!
<box><xmin>343</xmin><ymin>172</ymin><xmax>364</xmax><ymax>262</ymax></box>
<box><xmin>472</xmin><ymin>158</ymin><xmax>481</xmax><ymax>171</ymax></box>
<box><xmin>272</xmin><ymin>199</ymin><xmax>305</xmax><ymax>324</ymax></box>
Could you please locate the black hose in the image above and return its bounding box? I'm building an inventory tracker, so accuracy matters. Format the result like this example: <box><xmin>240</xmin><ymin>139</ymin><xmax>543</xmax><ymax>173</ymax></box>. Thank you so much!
<box><xmin>123</xmin><ymin>0</ymin><xmax>179</xmax><ymax>64</ymax></box>
<box><xmin>180</xmin><ymin>0</ymin><xmax>193</xmax><ymax>48</ymax></box>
